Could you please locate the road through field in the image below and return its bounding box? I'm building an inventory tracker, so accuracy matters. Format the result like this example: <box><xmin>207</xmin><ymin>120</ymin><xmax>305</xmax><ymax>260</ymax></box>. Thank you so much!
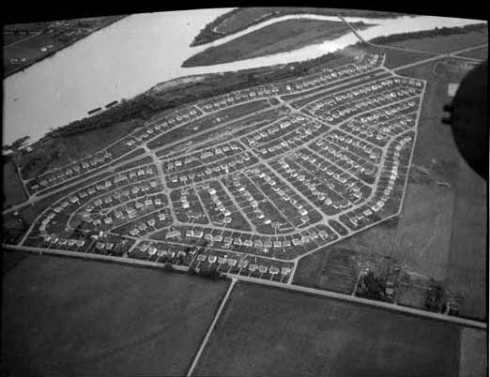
<box><xmin>4</xmin><ymin>244</ymin><xmax>485</xmax><ymax>330</ymax></box>
<box><xmin>187</xmin><ymin>279</ymin><xmax>237</xmax><ymax>376</ymax></box>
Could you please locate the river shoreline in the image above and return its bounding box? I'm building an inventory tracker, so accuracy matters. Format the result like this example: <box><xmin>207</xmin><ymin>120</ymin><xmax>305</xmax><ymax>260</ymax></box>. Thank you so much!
<box><xmin>3</xmin><ymin>10</ymin><xmax>484</xmax><ymax>146</ymax></box>
<box><xmin>4</xmin><ymin>15</ymin><xmax>128</xmax><ymax>79</ymax></box>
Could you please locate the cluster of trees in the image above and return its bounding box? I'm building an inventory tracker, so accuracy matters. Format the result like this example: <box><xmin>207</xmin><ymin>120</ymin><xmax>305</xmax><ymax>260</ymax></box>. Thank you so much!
<box><xmin>370</xmin><ymin>23</ymin><xmax>487</xmax><ymax>45</ymax></box>
<box><xmin>356</xmin><ymin>272</ymin><xmax>390</xmax><ymax>302</ymax></box>
<box><xmin>18</xmin><ymin>139</ymin><xmax>70</xmax><ymax>179</ymax></box>
<box><xmin>187</xmin><ymin>265</ymin><xmax>226</xmax><ymax>280</ymax></box>
<box><xmin>2</xmin><ymin>136</ymin><xmax>30</xmax><ymax>165</ymax></box>
<box><xmin>425</xmin><ymin>282</ymin><xmax>446</xmax><ymax>313</ymax></box>
<box><xmin>43</xmin><ymin>96</ymin><xmax>161</xmax><ymax>139</ymax></box>
<box><xmin>2</xmin><ymin>216</ymin><xmax>28</xmax><ymax>245</ymax></box>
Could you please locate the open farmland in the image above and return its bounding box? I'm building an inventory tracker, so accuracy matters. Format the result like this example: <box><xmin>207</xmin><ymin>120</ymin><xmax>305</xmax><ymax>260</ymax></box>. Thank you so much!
<box><xmin>458</xmin><ymin>328</ymin><xmax>487</xmax><ymax>377</ymax></box>
<box><xmin>193</xmin><ymin>283</ymin><xmax>461</xmax><ymax>376</ymax></box>
<box><xmin>2</xmin><ymin>255</ymin><xmax>229</xmax><ymax>376</ymax></box>
<box><xmin>396</xmin><ymin>58</ymin><xmax>487</xmax><ymax>319</ymax></box>
<box><xmin>183</xmin><ymin>19</ymin><xmax>367</xmax><ymax>67</ymax></box>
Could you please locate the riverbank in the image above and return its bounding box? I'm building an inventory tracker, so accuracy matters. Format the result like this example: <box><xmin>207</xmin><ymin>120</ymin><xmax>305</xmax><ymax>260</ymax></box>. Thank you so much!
<box><xmin>184</xmin><ymin>19</ymin><xmax>370</xmax><ymax>67</ymax></box>
<box><xmin>191</xmin><ymin>7</ymin><xmax>401</xmax><ymax>46</ymax></box>
<box><xmin>4</xmin><ymin>15</ymin><xmax>127</xmax><ymax>78</ymax></box>
<box><xmin>3</xmin><ymin>10</ymin><xmax>483</xmax><ymax>146</ymax></box>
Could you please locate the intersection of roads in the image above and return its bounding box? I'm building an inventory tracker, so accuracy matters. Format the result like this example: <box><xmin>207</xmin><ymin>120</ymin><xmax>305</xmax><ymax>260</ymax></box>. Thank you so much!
<box><xmin>4</xmin><ymin>38</ymin><xmax>487</xmax><ymax>328</ymax></box>
<box><xmin>15</xmin><ymin>53</ymin><xmax>426</xmax><ymax>283</ymax></box>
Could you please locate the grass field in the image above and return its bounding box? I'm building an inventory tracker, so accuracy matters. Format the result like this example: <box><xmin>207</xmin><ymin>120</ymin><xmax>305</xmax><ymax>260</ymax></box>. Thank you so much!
<box><xmin>384</xmin><ymin>28</ymin><xmax>488</xmax><ymax>54</ymax></box>
<box><xmin>2</xmin><ymin>255</ymin><xmax>229</xmax><ymax>376</ymax></box>
<box><xmin>194</xmin><ymin>282</ymin><xmax>461</xmax><ymax>376</ymax></box>
<box><xmin>445</xmin><ymin>159</ymin><xmax>487</xmax><ymax>320</ymax></box>
<box><xmin>393</xmin><ymin>182</ymin><xmax>454</xmax><ymax>280</ymax></box>
<box><xmin>2</xmin><ymin>161</ymin><xmax>27</xmax><ymax>209</ymax></box>
<box><xmin>397</xmin><ymin>59</ymin><xmax>487</xmax><ymax>319</ymax></box>
<box><xmin>184</xmin><ymin>19</ymin><xmax>362</xmax><ymax>67</ymax></box>
<box><xmin>2</xmin><ymin>249</ymin><xmax>29</xmax><ymax>275</ymax></box>
<box><xmin>456</xmin><ymin>46</ymin><xmax>488</xmax><ymax>60</ymax></box>
<box><xmin>458</xmin><ymin>328</ymin><xmax>487</xmax><ymax>377</ymax></box>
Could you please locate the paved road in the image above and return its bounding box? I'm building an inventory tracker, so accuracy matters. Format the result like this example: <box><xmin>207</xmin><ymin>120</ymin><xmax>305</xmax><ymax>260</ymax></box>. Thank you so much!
<box><xmin>3</xmin><ymin>244</ymin><xmax>486</xmax><ymax>330</ymax></box>
<box><xmin>186</xmin><ymin>278</ymin><xmax>237</xmax><ymax>376</ymax></box>
<box><xmin>13</xmin><ymin>61</ymin><xmax>427</xmax><ymax>265</ymax></box>
<box><xmin>393</xmin><ymin>43</ymin><xmax>488</xmax><ymax>72</ymax></box>
<box><xmin>7</xmin><ymin>39</ymin><xmax>488</xmax><ymax>319</ymax></box>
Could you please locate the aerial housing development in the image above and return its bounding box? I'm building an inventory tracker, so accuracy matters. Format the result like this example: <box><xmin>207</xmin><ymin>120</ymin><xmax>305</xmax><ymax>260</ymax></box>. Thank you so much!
<box><xmin>19</xmin><ymin>53</ymin><xmax>426</xmax><ymax>283</ymax></box>
<box><xmin>2</xmin><ymin>7</ymin><xmax>488</xmax><ymax>377</ymax></box>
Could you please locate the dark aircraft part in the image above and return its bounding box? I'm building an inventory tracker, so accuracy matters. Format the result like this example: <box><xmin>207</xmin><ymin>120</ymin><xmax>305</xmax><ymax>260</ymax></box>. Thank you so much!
<box><xmin>443</xmin><ymin>61</ymin><xmax>488</xmax><ymax>180</ymax></box>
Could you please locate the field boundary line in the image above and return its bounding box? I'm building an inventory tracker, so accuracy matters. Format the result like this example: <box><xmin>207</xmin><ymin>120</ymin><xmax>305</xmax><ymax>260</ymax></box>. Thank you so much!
<box><xmin>237</xmin><ymin>276</ymin><xmax>487</xmax><ymax>329</ymax></box>
<box><xmin>186</xmin><ymin>278</ymin><xmax>237</xmax><ymax>377</ymax></box>
<box><xmin>4</xmin><ymin>244</ymin><xmax>486</xmax><ymax>329</ymax></box>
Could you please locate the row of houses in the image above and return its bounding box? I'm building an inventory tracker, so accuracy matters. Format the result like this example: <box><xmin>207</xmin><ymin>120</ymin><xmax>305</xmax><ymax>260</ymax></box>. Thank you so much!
<box><xmin>198</xmin><ymin>54</ymin><xmax>384</xmax><ymax>114</ymax></box>
<box><xmin>292</xmin><ymin>149</ymin><xmax>370</xmax><ymax>206</ymax></box>
<box><xmin>166</xmin><ymin>152</ymin><xmax>254</xmax><ymax>188</ymax></box>
<box><xmin>123</xmin><ymin>106</ymin><xmax>201</xmax><ymax>150</ymax></box>
<box><xmin>164</xmin><ymin>142</ymin><xmax>242</xmax><ymax>173</ymax></box>
<box><xmin>30</xmin><ymin>151</ymin><xmax>113</xmax><ymax>192</ymax></box>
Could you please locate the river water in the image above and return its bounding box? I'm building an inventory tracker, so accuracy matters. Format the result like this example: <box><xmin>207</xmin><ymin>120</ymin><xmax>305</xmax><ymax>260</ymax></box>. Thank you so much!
<box><xmin>2</xmin><ymin>8</ymin><xmax>483</xmax><ymax>145</ymax></box>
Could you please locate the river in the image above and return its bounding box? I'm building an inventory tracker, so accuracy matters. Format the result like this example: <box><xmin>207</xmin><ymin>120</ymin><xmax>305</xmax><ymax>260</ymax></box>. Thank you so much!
<box><xmin>2</xmin><ymin>8</ymin><xmax>483</xmax><ymax>145</ymax></box>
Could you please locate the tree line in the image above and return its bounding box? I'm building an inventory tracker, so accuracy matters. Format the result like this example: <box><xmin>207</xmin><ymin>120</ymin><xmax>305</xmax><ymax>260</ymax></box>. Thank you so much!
<box><xmin>370</xmin><ymin>23</ymin><xmax>487</xmax><ymax>45</ymax></box>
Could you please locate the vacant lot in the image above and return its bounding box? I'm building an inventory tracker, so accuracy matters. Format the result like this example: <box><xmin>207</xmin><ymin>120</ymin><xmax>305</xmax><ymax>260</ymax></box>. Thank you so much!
<box><xmin>194</xmin><ymin>283</ymin><xmax>461</xmax><ymax>376</ymax></box>
<box><xmin>2</xmin><ymin>161</ymin><xmax>27</xmax><ymax>209</ymax></box>
<box><xmin>2</xmin><ymin>255</ymin><xmax>229</xmax><ymax>376</ymax></box>
<box><xmin>386</xmin><ymin>28</ymin><xmax>488</xmax><ymax>54</ymax></box>
<box><xmin>184</xmin><ymin>19</ymin><xmax>362</xmax><ymax>67</ymax></box>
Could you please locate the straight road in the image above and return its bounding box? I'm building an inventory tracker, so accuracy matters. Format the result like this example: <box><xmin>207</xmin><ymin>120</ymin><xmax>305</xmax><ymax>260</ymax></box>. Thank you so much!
<box><xmin>186</xmin><ymin>279</ymin><xmax>237</xmax><ymax>376</ymax></box>
<box><xmin>3</xmin><ymin>244</ymin><xmax>486</xmax><ymax>330</ymax></box>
